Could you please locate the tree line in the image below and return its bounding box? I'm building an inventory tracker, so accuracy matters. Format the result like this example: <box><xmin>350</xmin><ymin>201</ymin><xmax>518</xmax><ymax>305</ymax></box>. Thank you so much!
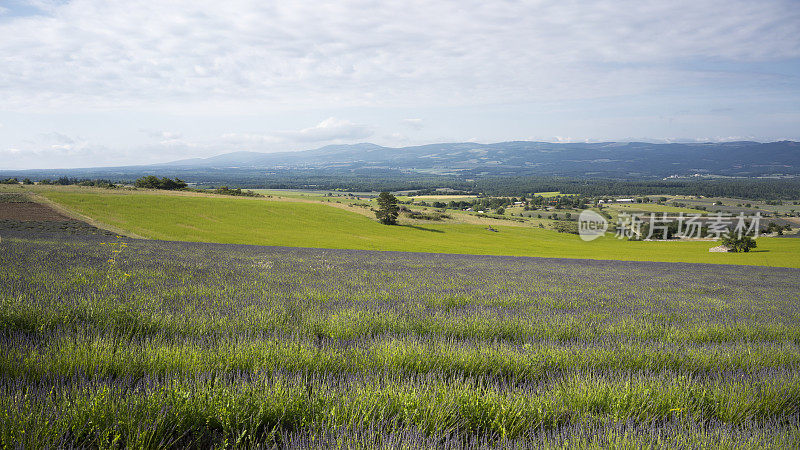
<box><xmin>134</xmin><ymin>176</ymin><xmax>188</xmax><ymax>190</ymax></box>
<box><xmin>4</xmin><ymin>169</ymin><xmax>799</xmax><ymax>199</ymax></box>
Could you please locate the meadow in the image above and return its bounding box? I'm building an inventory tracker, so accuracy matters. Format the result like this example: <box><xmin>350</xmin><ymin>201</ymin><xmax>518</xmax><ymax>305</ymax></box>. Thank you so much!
<box><xmin>36</xmin><ymin>188</ymin><xmax>800</xmax><ymax>268</ymax></box>
<box><xmin>1</xmin><ymin>236</ymin><xmax>799</xmax><ymax>447</ymax></box>
<box><xmin>602</xmin><ymin>203</ymin><xmax>709</xmax><ymax>216</ymax></box>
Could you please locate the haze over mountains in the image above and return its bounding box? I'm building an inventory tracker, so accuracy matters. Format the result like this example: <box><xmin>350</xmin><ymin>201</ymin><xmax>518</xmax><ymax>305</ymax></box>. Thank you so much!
<box><xmin>4</xmin><ymin>141</ymin><xmax>800</xmax><ymax>180</ymax></box>
<box><xmin>163</xmin><ymin>140</ymin><xmax>799</xmax><ymax>178</ymax></box>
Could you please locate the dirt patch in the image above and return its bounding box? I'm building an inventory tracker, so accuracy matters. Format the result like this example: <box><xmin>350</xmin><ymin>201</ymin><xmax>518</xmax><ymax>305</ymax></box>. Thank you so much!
<box><xmin>0</xmin><ymin>219</ymin><xmax>116</xmax><ymax>237</ymax></box>
<box><xmin>0</xmin><ymin>194</ymin><xmax>117</xmax><ymax>238</ymax></box>
<box><xmin>0</xmin><ymin>201</ymin><xmax>70</xmax><ymax>221</ymax></box>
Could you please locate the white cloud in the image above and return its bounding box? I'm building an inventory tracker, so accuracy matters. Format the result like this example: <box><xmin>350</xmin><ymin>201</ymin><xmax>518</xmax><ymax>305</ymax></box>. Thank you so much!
<box><xmin>1</xmin><ymin>131</ymin><xmax>100</xmax><ymax>168</ymax></box>
<box><xmin>1</xmin><ymin>1</ymin><xmax>799</xmax><ymax>167</ymax></box>
<box><xmin>0</xmin><ymin>116</ymin><xmax>376</xmax><ymax>168</ymax></box>
<box><xmin>221</xmin><ymin>117</ymin><xmax>372</xmax><ymax>145</ymax></box>
<box><xmin>273</xmin><ymin>117</ymin><xmax>372</xmax><ymax>142</ymax></box>
<box><xmin>135</xmin><ymin>129</ymin><xmax>193</xmax><ymax>147</ymax></box>
<box><xmin>40</xmin><ymin>132</ymin><xmax>76</xmax><ymax>145</ymax></box>
<box><xmin>1</xmin><ymin>130</ymin><xmax>189</xmax><ymax>169</ymax></box>
<box><xmin>159</xmin><ymin>131</ymin><xmax>182</xmax><ymax>140</ymax></box>
<box><xmin>401</xmin><ymin>118</ymin><xmax>424</xmax><ymax>130</ymax></box>
<box><xmin>219</xmin><ymin>133</ymin><xmax>281</xmax><ymax>145</ymax></box>
<box><xmin>0</xmin><ymin>0</ymin><xmax>797</xmax><ymax>112</ymax></box>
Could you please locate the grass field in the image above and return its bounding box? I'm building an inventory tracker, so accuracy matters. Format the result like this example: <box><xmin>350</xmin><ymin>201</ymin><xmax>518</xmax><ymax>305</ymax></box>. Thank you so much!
<box><xmin>399</xmin><ymin>194</ymin><xmax>479</xmax><ymax>201</ymax></box>
<box><xmin>39</xmin><ymin>188</ymin><xmax>800</xmax><ymax>268</ymax></box>
<box><xmin>672</xmin><ymin>196</ymin><xmax>800</xmax><ymax>215</ymax></box>
<box><xmin>2</xmin><ymin>237</ymin><xmax>799</xmax><ymax>447</ymax></box>
<box><xmin>603</xmin><ymin>203</ymin><xmax>708</xmax><ymax>215</ymax></box>
<box><xmin>250</xmin><ymin>189</ymin><xmax>374</xmax><ymax>201</ymax></box>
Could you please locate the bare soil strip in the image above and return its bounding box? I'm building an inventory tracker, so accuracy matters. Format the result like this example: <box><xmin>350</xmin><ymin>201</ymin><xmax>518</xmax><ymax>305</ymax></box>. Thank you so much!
<box><xmin>30</xmin><ymin>194</ymin><xmax>146</xmax><ymax>239</ymax></box>
<box><xmin>0</xmin><ymin>201</ymin><xmax>69</xmax><ymax>221</ymax></box>
<box><xmin>0</xmin><ymin>193</ymin><xmax>139</xmax><ymax>239</ymax></box>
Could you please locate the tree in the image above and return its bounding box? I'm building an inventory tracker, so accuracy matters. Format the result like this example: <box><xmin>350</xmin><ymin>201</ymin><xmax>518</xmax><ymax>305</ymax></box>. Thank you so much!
<box><xmin>375</xmin><ymin>192</ymin><xmax>399</xmax><ymax>225</ymax></box>
<box><xmin>135</xmin><ymin>175</ymin><xmax>161</xmax><ymax>189</ymax></box>
<box><xmin>159</xmin><ymin>177</ymin><xmax>187</xmax><ymax>190</ymax></box>
<box><xmin>721</xmin><ymin>235</ymin><xmax>757</xmax><ymax>253</ymax></box>
<box><xmin>135</xmin><ymin>176</ymin><xmax>187</xmax><ymax>190</ymax></box>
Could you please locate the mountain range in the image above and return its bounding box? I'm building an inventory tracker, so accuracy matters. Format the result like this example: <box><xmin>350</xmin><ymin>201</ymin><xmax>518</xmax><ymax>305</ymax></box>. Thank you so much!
<box><xmin>5</xmin><ymin>141</ymin><xmax>800</xmax><ymax>180</ymax></box>
<box><xmin>158</xmin><ymin>140</ymin><xmax>800</xmax><ymax>178</ymax></box>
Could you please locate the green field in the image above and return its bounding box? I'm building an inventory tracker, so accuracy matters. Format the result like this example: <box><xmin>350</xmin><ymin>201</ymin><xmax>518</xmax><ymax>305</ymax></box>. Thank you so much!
<box><xmin>250</xmin><ymin>189</ymin><xmax>372</xmax><ymax>201</ymax></box>
<box><xmin>603</xmin><ymin>203</ymin><xmax>707</xmax><ymax>215</ymax></box>
<box><xmin>41</xmin><ymin>189</ymin><xmax>800</xmax><ymax>267</ymax></box>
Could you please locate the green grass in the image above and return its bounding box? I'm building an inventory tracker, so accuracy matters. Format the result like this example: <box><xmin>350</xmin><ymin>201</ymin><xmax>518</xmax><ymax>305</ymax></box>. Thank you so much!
<box><xmin>250</xmin><ymin>189</ymin><xmax>374</xmax><ymax>202</ymax></box>
<box><xmin>41</xmin><ymin>189</ymin><xmax>800</xmax><ymax>267</ymax></box>
<box><xmin>397</xmin><ymin>194</ymin><xmax>479</xmax><ymax>202</ymax></box>
<box><xmin>603</xmin><ymin>203</ymin><xmax>707</xmax><ymax>215</ymax></box>
<box><xmin>534</xmin><ymin>191</ymin><xmax>563</xmax><ymax>197</ymax></box>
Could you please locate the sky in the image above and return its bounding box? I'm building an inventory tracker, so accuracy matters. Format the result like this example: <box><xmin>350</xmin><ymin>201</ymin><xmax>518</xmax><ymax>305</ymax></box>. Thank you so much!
<box><xmin>1</xmin><ymin>0</ymin><xmax>799</xmax><ymax>169</ymax></box>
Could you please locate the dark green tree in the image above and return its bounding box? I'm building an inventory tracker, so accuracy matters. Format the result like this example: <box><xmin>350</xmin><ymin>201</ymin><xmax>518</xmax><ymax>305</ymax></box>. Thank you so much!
<box><xmin>375</xmin><ymin>192</ymin><xmax>399</xmax><ymax>225</ymax></box>
<box><xmin>159</xmin><ymin>177</ymin><xmax>187</xmax><ymax>190</ymax></box>
<box><xmin>135</xmin><ymin>176</ymin><xmax>187</xmax><ymax>190</ymax></box>
<box><xmin>721</xmin><ymin>235</ymin><xmax>757</xmax><ymax>252</ymax></box>
<box><xmin>135</xmin><ymin>175</ymin><xmax>161</xmax><ymax>189</ymax></box>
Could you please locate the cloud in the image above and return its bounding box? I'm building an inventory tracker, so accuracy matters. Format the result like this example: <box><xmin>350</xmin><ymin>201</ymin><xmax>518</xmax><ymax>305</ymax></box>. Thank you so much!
<box><xmin>0</xmin><ymin>0</ymin><xmax>797</xmax><ymax>112</ymax></box>
<box><xmin>401</xmin><ymin>118</ymin><xmax>424</xmax><ymax>130</ymax></box>
<box><xmin>40</xmin><ymin>132</ymin><xmax>76</xmax><ymax>145</ymax></box>
<box><xmin>0</xmin><ymin>116</ymin><xmax>375</xmax><ymax>168</ymax></box>
<box><xmin>139</xmin><ymin>129</ymin><xmax>183</xmax><ymax>140</ymax></box>
<box><xmin>222</xmin><ymin>117</ymin><xmax>371</xmax><ymax>145</ymax></box>
<box><xmin>1</xmin><ymin>1</ymin><xmax>799</xmax><ymax>167</ymax></box>
<box><xmin>0</xmin><ymin>131</ymin><xmax>102</xmax><ymax>168</ymax></box>
<box><xmin>0</xmin><ymin>130</ymin><xmax>199</xmax><ymax>169</ymax></box>
<box><xmin>133</xmin><ymin>129</ymin><xmax>194</xmax><ymax>147</ymax></box>
<box><xmin>273</xmin><ymin>117</ymin><xmax>372</xmax><ymax>142</ymax></box>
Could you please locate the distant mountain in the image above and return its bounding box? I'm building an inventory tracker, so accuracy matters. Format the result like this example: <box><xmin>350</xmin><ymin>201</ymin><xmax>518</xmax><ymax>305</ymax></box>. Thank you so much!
<box><xmin>159</xmin><ymin>140</ymin><xmax>800</xmax><ymax>178</ymax></box>
<box><xmin>4</xmin><ymin>141</ymin><xmax>800</xmax><ymax>182</ymax></box>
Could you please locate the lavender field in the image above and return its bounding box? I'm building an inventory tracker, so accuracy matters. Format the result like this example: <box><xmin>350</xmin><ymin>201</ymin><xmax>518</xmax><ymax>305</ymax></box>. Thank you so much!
<box><xmin>1</xmin><ymin>236</ymin><xmax>799</xmax><ymax>448</ymax></box>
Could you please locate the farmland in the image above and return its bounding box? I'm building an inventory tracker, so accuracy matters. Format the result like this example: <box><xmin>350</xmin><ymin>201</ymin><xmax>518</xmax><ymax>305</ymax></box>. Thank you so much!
<box><xmin>2</xmin><ymin>235</ymin><xmax>800</xmax><ymax>447</ymax></box>
<box><xmin>1</xmin><ymin>186</ymin><xmax>800</xmax><ymax>447</ymax></box>
<box><xmin>28</xmin><ymin>187</ymin><xmax>800</xmax><ymax>268</ymax></box>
